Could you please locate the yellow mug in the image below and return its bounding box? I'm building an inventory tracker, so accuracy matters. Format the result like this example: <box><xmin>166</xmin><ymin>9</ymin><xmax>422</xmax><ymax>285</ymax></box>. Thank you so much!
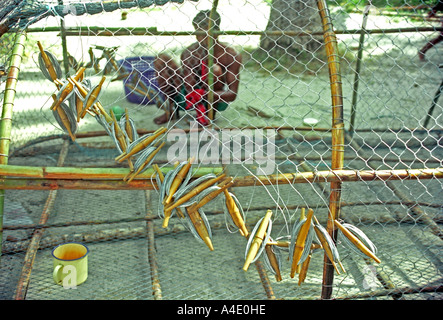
<box><xmin>52</xmin><ymin>242</ymin><xmax>89</xmax><ymax>287</ymax></box>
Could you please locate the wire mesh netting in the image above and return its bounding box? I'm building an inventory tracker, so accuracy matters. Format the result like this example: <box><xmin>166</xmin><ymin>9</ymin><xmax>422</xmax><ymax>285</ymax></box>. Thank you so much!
<box><xmin>0</xmin><ymin>0</ymin><xmax>442</xmax><ymax>300</ymax></box>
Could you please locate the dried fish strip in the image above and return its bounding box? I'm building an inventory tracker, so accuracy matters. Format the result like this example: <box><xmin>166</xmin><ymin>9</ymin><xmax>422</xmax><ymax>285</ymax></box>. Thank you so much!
<box><xmin>116</xmin><ymin>127</ymin><xmax>167</xmax><ymax>162</ymax></box>
<box><xmin>110</xmin><ymin>109</ymin><xmax>129</xmax><ymax>155</ymax></box>
<box><xmin>223</xmin><ymin>190</ymin><xmax>248</xmax><ymax>237</ymax></box>
<box><xmin>37</xmin><ymin>42</ymin><xmax>62</xmax><ymax>83</ymax></box>
<box><xmin>335</xmin><ymin>220</ymin><xmax>380</xmax><ymax>264</ymax></box>
<box><xmin>163</xmin><ymin>162</ymin><xmax>185</xmax><ymax>201</ymax></box>
<box><xmin>173</xmin><ymin>173</ymin><xmax>216</xmax><ymax>202</ymax></box>
<box><xmin>50</xmin><ymin>80</ymin><xmax>74</xmax><ymax>111</ymax></box>
<box><xmin>126</xmin><ymin>141</ymin><xmax>165</xmax><ymax>183</ymax></box>
<box><xmin>243</xmin><ymin>210</ymin><xmax>273</xmax><ymax>271</ymax></box>
<box><xmin>80</xmin><ymin>76</ymin><xmax>106</xmax><ymax>119</ymax></box>
<box><xmin>164</xmin><ymin>174</ymin><xmax>227</xmax><ymax>215</ymax></box>
<box><xmin>298</xmin><ymin>251</ymin><xmax>313</xmax><ymax>286</ymax></box>
<box><xmin>133</xmin><ymin>146</ymin><xmax>157</xmax><ymax>173</ymax></box>
<box><xmin>50</xmin><ymin>68</ymin><xmax>85</xmax><ymax>111</ymax></box>
<box><xmin>52</xmin><ymin>102</ymin><xmax>78</xmax><ymax>141</ymax></box>
<box><xmin>164</xmin><ymin>158</ymin><xmax>194</xmax><ymax>205</ymax></box>
<box><xmin>313</xmin><ymin>216</ymin><xmax>344</xmax><ymax>274</ymax></box>
<box><xmin>289</xmin><ymin>208</ymin><xmax>314</xmax><ymax>278</ymax></box>
<box><xmin>95</xmin><ymin>113</ymin><xmax>113</xmax><ymax>137</ymax></box>
<box><xmin>183</xmin><ymin>207</ymin><xmax>214</xmax><ymax>251</ymax></box>
<box><xmin>263</xmin><ymin>240</ymin><xmax>283</xmax><ymax>281</ymax></box>
<box><xmin>119</xmin><ymin>110</ymin><xmax>139</xmax><ymax>143</ymax></box>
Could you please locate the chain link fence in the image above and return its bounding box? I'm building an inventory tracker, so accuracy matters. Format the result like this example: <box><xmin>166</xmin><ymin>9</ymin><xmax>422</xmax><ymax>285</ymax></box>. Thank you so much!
<box><xmin>0</xmin><ymin>0</ymin><xmax>442</xmax><ymax>300</ymax></box>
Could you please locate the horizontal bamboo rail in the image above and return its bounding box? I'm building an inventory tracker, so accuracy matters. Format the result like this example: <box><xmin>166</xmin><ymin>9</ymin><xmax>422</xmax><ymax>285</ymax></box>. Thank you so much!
<box><xmin>0</xmin><ymin>164</ymin><xmax>221</xmax><ymax>180</ymax></box>
<box><xmin>25</xmin><ymin>26</ymin><xmax>443</xmax><ymax>37</ymax></box>
<box><xmin>0</xmin><ymin>165</ymin><xmax>441</xmax><ymax>190</ymax></box>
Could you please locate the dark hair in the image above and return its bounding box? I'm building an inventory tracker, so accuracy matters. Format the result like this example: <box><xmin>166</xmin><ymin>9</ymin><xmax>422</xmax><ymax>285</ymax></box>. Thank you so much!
<box><xmin>192</xmin><ymin>10</ymin><xmax>221</xmax><ymax>31</ymax></box>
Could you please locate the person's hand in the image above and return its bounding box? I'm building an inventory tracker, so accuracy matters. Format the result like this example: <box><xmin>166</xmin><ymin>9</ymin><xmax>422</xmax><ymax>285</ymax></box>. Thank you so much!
<box><xmin>185</xmin><ymin>89</ymin><xmax>206</xmax><ymax>110</ymax></box>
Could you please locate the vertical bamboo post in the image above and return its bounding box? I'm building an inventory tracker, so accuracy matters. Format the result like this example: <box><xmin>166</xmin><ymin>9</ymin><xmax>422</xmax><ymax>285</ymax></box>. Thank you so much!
<box><xmin>58</xmin><ymin>0</ymin><xmax>70</xmax><ymax>76</ymax></box>
<box><xmin>0</xmin><ymin>32</ymin><xmax>27</xmax><ymax>259</ymax></box>
<box><xmin>316</xmin><ymin>0</ymin><xmax>345</xmax><ymax>300</ymax></box>
<box><xmin>349</xmin><ymin>4</ymin><xmax>370</xmax><ymax>136</ymax></box>
<box><xmin>206</xmin><ymin>0</ymin><xmax>219</xmax><ymax>124</ymax></box>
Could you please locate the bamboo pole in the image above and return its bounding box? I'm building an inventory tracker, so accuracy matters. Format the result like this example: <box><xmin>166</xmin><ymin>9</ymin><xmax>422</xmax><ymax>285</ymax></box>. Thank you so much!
<box><xmin>144</xmin><ymin>190</ymin><xmax>162</xmax><ymax>300</ymax></box>
<box><xmin>26</xmin><ymin>26</ymin><xmax>443</xmax><ymax>37</ymax></box>
<box><xmin>14</xmin><ymin>139</ymin><xmax>69</xmax><ymax>300</ymax></box>
<box><xmin>0</xmin><ymin>31</ymin><xmax>26</xmax><ymax>259</ymax></box>
<box><xmin>255</xmin><ymin>259</ymin><xmax>276</xmax><ymax>300</ymax></box>
<box><xmin>58</xmin><ymin>0</ymin><xmax>70</xmax><ymax>76</ymax></box>
<box><xmin>206</xmin><ymin>0</ymin><xmax>219</xmax><ymax>123</ymax></box>
<box><xmin>317</xmin><ymin>0</ymin><xmax>345</xmax><ymax>300</ymax></box>
<box><xmin>349</xmin><ymin>4</ymin><xmax>370</xmax><ymax>136</ymax></box>
<box><xmin>0</xmin><ymin>167</ymin><xmax>442</xmax><ymax>190</ymax></box>
<box><xmin>0</xmin><ymin>164</ymin><xmax>222</xmax><ymax>180</ymax></box>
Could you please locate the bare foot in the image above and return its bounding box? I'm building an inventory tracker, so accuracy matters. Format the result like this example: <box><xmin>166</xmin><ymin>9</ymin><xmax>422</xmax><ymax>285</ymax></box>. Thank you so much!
<box><xmin>154</xmin><ymin>113</ymin><xmax>169</xmax><ymax>125</ymax></box>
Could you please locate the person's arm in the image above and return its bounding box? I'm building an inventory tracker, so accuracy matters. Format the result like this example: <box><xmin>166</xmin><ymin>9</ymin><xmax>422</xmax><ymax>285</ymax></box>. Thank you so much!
<box><xmin>212</xmin><ymin>49</ymin><xmax>242</xmax><ymax>104</ymax></box>
<box><xmin>180</xmin><ymin>45</ymin><xmax>199</xmax><ymax>95</ymax></box>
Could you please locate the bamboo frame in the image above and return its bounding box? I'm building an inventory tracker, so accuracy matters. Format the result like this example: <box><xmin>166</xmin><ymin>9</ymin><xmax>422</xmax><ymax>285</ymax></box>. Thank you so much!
<box><xmin>316</xmin><ymin>0</ymin><xmax>345</xmax><ymax>300</ymax></box>
<box><xmin>0</xmin><ymin>31</ymin><xmax>27</xmax><ymax>258</ymax></box>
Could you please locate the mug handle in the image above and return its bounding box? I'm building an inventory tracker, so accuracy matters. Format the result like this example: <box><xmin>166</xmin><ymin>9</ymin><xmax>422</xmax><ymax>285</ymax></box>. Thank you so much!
<box><xmin>53</xmin><ymin>264</ymin><xmax>63</xmax><ymax>284</ymax></box>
